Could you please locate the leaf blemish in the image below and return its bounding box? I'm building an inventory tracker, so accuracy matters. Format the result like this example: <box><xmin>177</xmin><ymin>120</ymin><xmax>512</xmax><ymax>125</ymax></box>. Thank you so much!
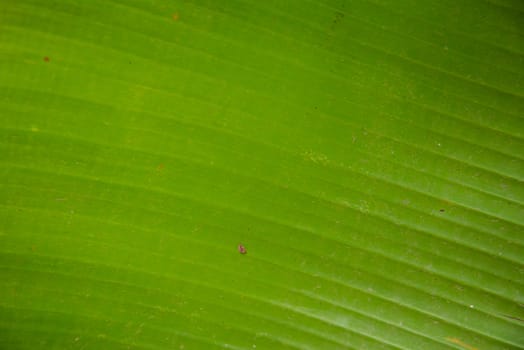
<box><xmin>445</xmin><ymin>337</ymin><xmax>478</xmax><ymax>350</ymax></box>
<box><xmin>238</xmin><ymin>244</ymin><xmax>247</xmax><ymax>255</ymax></box>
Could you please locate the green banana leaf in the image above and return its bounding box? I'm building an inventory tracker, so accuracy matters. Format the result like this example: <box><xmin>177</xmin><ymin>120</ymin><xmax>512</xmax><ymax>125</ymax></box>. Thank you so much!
<box><xmin>1</xmin><ymin>0</ymin><xmax>523</xmax><ymax>349</ymax></box>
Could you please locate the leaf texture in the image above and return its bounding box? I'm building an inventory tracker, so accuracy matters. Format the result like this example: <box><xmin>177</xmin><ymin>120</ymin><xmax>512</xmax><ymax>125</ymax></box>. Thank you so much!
<box><xmin>0</xmin><ymin>0</ymin><xmax>523</xmax><ymax>349</ymax></box>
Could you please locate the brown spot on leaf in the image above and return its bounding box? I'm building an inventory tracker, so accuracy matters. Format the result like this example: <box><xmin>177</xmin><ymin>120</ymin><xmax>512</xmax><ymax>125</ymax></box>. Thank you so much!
<box><xmin>172</xmin><ymin>12</ymin><xmax>179</xmax><ymax>21</ymax></box>
<box><xmin>43</xmin><ymin>56</ymin><xmax>50</xmax><ymax>62</ymax></box>
<box><xmin>238</xmin><ymin>244</ymin><xmax>247</xmax><ymax>255</ymax></box>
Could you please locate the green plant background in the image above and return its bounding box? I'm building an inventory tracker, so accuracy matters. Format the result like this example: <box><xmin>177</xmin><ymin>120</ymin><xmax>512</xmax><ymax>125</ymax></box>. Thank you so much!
<box><xmin>1</xmin><ymin>0</ymin><xmax>523</xmax><ymax>349</ymax></box>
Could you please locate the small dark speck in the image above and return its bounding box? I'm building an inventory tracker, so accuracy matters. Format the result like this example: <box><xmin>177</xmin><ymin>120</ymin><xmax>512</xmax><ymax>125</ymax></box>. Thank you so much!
<box><xmin>439</xmin><ymin>209</ymin><xmax>445</xmax><ymax>212</ymax></box>
<box><xmin>238</xmin><ymin>244</ymin><xmax>247</xmax><ymax>255</ymax></box>
<box><xmin>332</xmin><ymin>11</ymin><xmax>344</xmax><ymax>24</ymax></box>
<box><xmin>43</xmin><ymin>56</ymin><xmax>50</xmax><ymax>62</ymax></box>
